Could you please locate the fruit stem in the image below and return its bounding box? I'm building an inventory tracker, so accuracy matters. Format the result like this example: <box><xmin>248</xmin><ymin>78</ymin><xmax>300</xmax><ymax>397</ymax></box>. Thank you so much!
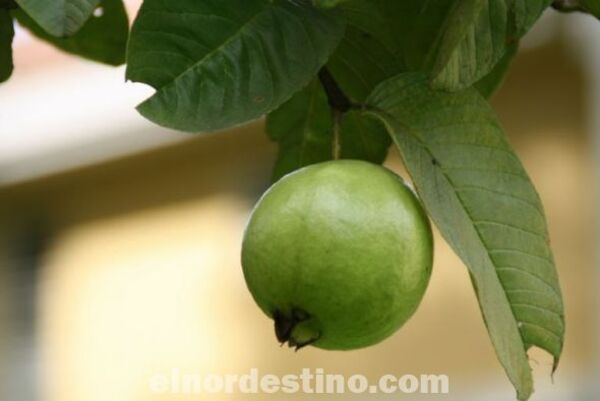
<box><xmin>332</xmin><ymin>110</ymin><xmax>342</xmax><ymax>160</ymax></box>
<box><xmin>318</xmin><ymin>67</ymin><xmax>355</xmax><ymax>160</ymax></box>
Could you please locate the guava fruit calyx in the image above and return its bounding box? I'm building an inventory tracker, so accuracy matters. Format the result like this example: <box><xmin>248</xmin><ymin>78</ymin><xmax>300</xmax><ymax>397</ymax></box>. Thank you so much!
<box><xmin>273</xmin><ymin>308</ymin><xmax>321</xmax><ymax>351</ymax></box>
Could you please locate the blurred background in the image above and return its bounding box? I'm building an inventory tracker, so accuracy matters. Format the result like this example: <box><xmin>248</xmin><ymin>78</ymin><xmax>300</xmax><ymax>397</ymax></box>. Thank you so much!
<box><xmin>0</xmin><ymin>3</ymin><xmax>598</xmax><ymax>401</ymax></box>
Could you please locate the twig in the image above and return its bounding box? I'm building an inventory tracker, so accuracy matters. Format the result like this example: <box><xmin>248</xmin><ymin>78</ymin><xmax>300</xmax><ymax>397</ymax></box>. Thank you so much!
<box><xmin>0</xmin><ymin>0</ymin><xmax>18</xmax><ymax>9</ymax></box>
<box><xmin>318</xmin><ymin>67</ymin><xmax>356</xmax><ymax>113</ymax></box>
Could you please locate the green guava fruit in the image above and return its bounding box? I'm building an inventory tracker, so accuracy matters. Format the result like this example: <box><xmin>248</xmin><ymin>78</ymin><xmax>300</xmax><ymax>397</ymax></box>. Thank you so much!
<box><xmin>241</xmin><ymin>160</ymin><xmax>433</xmax><ymax>350</ymax></box>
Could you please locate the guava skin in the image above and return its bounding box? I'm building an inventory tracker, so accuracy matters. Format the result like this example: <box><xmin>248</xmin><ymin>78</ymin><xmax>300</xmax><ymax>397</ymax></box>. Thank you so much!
<box><xmin>241</xmin><ymin>160</ymin><xmax>433</xmax><ymax>350</ymax></box>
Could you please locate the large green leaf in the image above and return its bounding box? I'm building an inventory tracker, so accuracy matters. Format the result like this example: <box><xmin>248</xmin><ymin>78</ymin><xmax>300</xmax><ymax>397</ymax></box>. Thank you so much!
<box><xmin>431</xmin><ymin>0</ymin><xmax>551</xmax><ymax>91</ymax></box>
<box><xmin>127</xmin><ymin>0</ymin><xmax>345</xmax><ymax>133</ymax></box>
<box><xmin>367</xmin><ymin>72</ymin><xmax>564</xmax><ymax>401</ymax></box>
<box><xmin>14</xmin><ymin>0</ymin><xmax>128</xmax><ymax>66</ymax></box>
<box><xmin>326</xmin><ymin>0</ymin><xmax>538</xmax><ymax>93</ymax></box>
<box><xmin>431</xmin><ymin>0</ymin><xmax>509</xmax><ymax>91</ymax></box>
<box><xmin>267</xmin><ymin>80</ymin><xmax>333</xmax><ymax>181</ymax></box>
<box><xmin>326</xmin><ymin>0</ymin><xmax>405</xmax><ymax>102</ymax></box>
<box><xmin>15</xmin><ymin>0</ymin><xmax>100</xmax><ymax>37</ymax></box>
<box><xmin>377</xmin><ymin>0</ymin><xmax>455</xmax><ymax>72</ymax></box>
<box><xmin>339</xmin><ymin>111</ymin><xmax>390</xmax><ymax>164</ymax></box>
<box><xmin>0</xmin><ymin>10</ymin><xmax>13</xmax><ymax>82</ymax></box>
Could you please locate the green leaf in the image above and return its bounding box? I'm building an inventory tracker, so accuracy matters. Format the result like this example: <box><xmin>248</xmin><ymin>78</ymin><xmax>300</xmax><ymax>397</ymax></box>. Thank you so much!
<box><xmin>475</xmin><ymin>42</ymin><xmax>518</xmax><ymax>98</ymax></box>
<box><xmin>15</xmin><ymin>0</ymin><xmax>100</xmax><ymax>37</ymax></box>
<box><xmin>266</xmin><ymin>80</ymin><xmax>333</xmax><ymax>181</ymax></box>
<box><xmin>431</xmin><ymin>0</ymin><xmax>510</xmax><ymax>91</ymax></box>
<box><xmin>326</xmin><ymin>0</ymin><xmax>405</xmax><ymax>102</ymax></box>
<box><xmin>367</xmin><ymin>72</ymin><xmax>564</xmax><ymax>401</ymax></box>
<box><xmin>126</xmin><ymin>0</ymin><xmax>345</xmax><ymax>133</ymax></box>
<box><xmin>512</xmin><ymin>0</ymin><xmax>553</xmax><ymax>37</ymax></box>
<box><xmin>0</xmin><ymin>10</ymin><xmax>13</xmax><ymax>82</ymax></box>
<box><xmin>431</xmin><ymin>0</ymin><xmax>551</xmax><ymax>91</ymax></box>
<box><xmin>339</xmin><ymin>111</ymin><xmax>390</xmax><ymax>163</ymax></box>
<box><xmin>377</xmin><ymin>0</ymin><xmax>455</xmax><ymax>71</ymax></box>
<box><xmin>14</xmin><ymin>0</ymin><xmax>128</xmax><ymax>66</ymax></box>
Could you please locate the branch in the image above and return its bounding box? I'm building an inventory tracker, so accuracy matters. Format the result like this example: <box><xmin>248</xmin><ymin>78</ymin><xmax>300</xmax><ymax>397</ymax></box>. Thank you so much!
<box><xmin>0</xmin><ymin>0</ymin><xmax>17</xmax><ymax>9</ymax></box>
<box><xmin>551</xmin><ymin>0</ymin><xmax>587</xmax><ymax>12</ymax></box>
<box><xmin>318</xmin><ymin>67</ymin><xmax>356</xmax><ymax>113</ymax></box>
